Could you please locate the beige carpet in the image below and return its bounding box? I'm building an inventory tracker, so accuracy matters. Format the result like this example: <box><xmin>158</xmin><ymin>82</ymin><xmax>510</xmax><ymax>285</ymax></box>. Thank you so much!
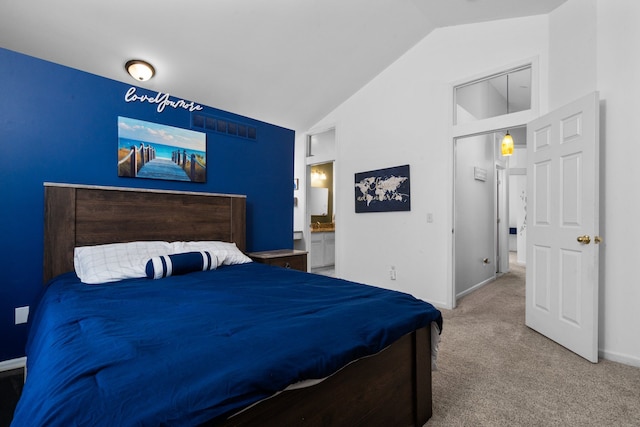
<box><xmin>429</xmin><ymin>260</ymin><xmax>640</xmax><ymax>426</ymax></box>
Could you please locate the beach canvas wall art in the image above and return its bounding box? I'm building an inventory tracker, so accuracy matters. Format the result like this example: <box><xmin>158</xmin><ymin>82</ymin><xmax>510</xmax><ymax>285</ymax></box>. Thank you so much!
<box><xmin>118</xmin><ymin>116</ymin><xmax>207</xmax><ymax>183</ymax></box>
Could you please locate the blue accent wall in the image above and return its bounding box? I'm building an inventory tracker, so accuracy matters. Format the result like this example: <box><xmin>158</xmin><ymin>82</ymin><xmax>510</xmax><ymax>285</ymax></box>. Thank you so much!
<box><xmin>0</xmin><ymin>48</ymin><xmax>295</xmax><ymax>361</ymax></box>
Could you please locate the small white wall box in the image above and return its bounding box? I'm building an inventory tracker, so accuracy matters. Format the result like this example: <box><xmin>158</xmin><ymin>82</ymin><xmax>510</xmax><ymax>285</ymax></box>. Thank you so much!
<box><xmin>474</xmin><ymin>167</ymin><xmax>487</xmax><ymax>182</ymax></box>
<box><xmin>15</xmin><ymin>306</ymin><xmax>29</xmax><ymax>324</ymax></box>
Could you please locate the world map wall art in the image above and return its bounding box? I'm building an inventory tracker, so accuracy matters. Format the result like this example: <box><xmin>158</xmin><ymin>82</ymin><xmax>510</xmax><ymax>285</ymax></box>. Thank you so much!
<box><xmin>117</xmin><ymin>116</ymin><xmax>207</xmax><ymax>183</ymax></box>
<box><xmin>354</xmin><ymin>164</ymin><xmax>410</xmax><ymax>213</ymax></box>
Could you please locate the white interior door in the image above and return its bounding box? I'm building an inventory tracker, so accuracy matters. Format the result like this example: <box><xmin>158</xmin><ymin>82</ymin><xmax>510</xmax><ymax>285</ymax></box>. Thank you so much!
<box><xmin>525</xmin><ymin>92</ymin><xmax>600</xmax><ymax>363</ymax></box>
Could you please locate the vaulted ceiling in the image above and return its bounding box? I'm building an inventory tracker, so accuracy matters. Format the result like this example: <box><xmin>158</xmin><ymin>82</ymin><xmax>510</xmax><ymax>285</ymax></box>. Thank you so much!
<box><xmin>0</xmin><ymin>0</ymin><xmax>567</xmax><ymax>130</ymax></box>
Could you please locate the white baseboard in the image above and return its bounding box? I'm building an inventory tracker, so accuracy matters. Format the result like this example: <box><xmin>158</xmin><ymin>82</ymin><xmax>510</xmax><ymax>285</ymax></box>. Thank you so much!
<box><xmin>0</xmin><ymin>357</ymin><xmax>26</xmax><ymax>383</ymax></box>
<box><xmin>599</xmin><ymin>349</ymin><xmax>640</xmax><ymax>368</ymax></box>
<box><xmin>0</xmin><ymin>357</ymin><xmax>26</xmax><ymax>372</ymax></box>
<box><xmin>456</xmin><ymin>276</ymin><xmax>495</xmax><ymax>300</ymax></box>
<box><xmin>430</xmin><ymin>300</ymin><xmax>452</xmax><ymax>310</ymax></box>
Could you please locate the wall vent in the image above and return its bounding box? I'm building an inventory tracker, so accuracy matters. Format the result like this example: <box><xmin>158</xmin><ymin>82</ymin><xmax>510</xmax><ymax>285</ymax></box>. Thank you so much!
<box><xmin>192</xmin><ymin>113</ymin><xmax>257</xmax><ymax>141</ymax></box>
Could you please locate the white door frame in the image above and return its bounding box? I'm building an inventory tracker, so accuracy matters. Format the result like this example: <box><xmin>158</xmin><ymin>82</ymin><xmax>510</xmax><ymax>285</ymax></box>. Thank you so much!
<box><xmin>452</xmin><ymin>129</ymin><xmax>513</xmax><ymax>305</ymax></box>
<box><xmin>449</xmin><ymin>58</ymin><xmax>540</xmax><ymax>309</ymax></box>
<box><xmin>304</xmin><ymin>127</ymin><xmax>337</xmax><ymax>274</ymax></box>
<box><xmin>496</xmin><ymin>164</ymin><xmax>509</xmax><ymax>274</ymax></box>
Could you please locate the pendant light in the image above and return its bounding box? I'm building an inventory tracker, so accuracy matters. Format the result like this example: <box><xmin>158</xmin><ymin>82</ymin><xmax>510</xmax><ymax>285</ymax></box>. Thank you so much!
<box><xmin>501</xmin><ymin>132</ymin><xmax>514</xmax><ymax>156</ymax></box>
<box><xmin>501</xmin><ymin>74</ymin><xmax>514</xmax><ymax>156</ymax></box>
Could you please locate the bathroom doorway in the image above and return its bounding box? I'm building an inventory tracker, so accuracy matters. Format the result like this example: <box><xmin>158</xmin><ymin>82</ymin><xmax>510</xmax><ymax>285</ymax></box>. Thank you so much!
<box><xmin>309</xmin><ymin>162</ymin><xmax>335</xmax><ymax>275</ymax></box>
<box><xmin>306</xmin><ymin>129</ymin><xmax>336</xmax><ymax>276</ymax></box>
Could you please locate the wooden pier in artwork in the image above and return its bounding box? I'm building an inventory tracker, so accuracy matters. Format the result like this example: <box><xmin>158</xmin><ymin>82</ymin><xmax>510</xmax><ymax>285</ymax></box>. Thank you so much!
<box><xmin>118</xmin><ymin>143</ymin><xmax>205</xmax><ymax>182</ymax></box>
<box><xmin>137</xmin><ymin>159</ymin><xmax>190</xmax><ymax>181</ymax></box>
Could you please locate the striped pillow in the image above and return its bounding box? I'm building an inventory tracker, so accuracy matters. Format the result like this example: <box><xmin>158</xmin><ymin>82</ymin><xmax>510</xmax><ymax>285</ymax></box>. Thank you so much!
<box><xmin>145</xmin><ymin>251</ymin><xmax>217</xmax><ymax>280</ymax></box>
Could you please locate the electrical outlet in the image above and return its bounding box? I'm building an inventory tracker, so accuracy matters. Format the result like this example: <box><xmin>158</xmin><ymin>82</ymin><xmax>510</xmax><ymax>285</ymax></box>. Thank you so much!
<box><xmin>390</xmin><ymin>266</ymin><xmax>397</xmax><ymax>280</ymax></box>
<box><xmin>15</xmin><ymin>306</ymin><xmax>29</xmax><ymax>325</ymax></box>
<box><xmin>427</xmin><ymin>213</ymin><xmax>434</xmax><ymax>223</ymax></box>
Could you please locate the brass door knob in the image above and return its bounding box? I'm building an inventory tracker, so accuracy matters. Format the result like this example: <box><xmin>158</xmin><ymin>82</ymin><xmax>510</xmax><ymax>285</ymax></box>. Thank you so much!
<box><xmin>577</xmin><ymin>235</ymin><xmax>591</xmax><ymax>244</ymax></box>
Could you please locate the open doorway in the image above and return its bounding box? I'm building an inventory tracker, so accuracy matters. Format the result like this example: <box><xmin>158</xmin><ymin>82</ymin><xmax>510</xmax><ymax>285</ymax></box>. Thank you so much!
<box><xmin>451</xmin><ymin>63</ymin><xmax>534</xmax><ymax>306</ymax></box>
<box><xmin>453</xmin><ymin>126</ymin><xmax>527</xmax><ymax>301</ymax></box>
<box><xmin>506</xmin><ymin>128</ymin><xmax>527</xmax><ymax>267</ymax></box>
<box><xmin>306</xmin><ymin>129</ymin><xmax>336</xmax><ymax>277</ymax></box>
<box><xmin>309</xmin><ymin>161</ymin><xmax>335</xmax><ymax>276</ymax></box>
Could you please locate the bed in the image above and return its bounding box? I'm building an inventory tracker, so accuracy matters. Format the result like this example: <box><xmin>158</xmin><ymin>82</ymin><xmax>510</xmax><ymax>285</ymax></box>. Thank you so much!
<box><xmin>11</xmin><ymin>183</ymin><xmax>442</xmax><ymax>426</ymax></box>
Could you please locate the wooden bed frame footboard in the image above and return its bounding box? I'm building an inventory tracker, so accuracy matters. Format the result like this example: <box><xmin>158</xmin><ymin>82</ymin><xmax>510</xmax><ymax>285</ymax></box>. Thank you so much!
<box><xmin>213</xmin><ymin>326</ymin><xmax>432</xmax><ymax>427</ymax></box>
<box><xmin>42</xmin><ymin>183</ymin><xmax>434</xmax><ymax>426</ymax></box>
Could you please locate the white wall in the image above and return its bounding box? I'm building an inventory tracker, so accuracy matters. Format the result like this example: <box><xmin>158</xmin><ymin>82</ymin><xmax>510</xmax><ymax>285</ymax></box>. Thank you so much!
<box><xmin>594</xmin><ymin>0</ymin><xmax>640</xmax><ymax>366</ymax></box>
<box><xmin>548</xmin><ymin>0</ymin><xmax>597</xmax><ymax>110</ymax></box>
<box><xmin>304</xmin><ymin>16</ymin><xmax>548</xmax><ymax>307</ymax></box>
<box><xmin>297</xmin><ymin>0</ymin><xmax>640</xmax><ymax>366</ymax></box>
<box><xmin>547</xmin><ymin>0</ymin><xmax>640</xmax><ymax>367</ymax></box>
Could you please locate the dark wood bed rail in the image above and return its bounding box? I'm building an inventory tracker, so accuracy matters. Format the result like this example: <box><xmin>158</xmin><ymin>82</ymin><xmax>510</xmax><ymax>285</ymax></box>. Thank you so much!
<box><xmin>43</xmin><ymin>183</ymin><xmax>246</xmax><ymax>283</ymax></box>
<box><xmin>214</xmin><ymin>326</ymin><xmax>432</xmax><ymax>426</ymax></box>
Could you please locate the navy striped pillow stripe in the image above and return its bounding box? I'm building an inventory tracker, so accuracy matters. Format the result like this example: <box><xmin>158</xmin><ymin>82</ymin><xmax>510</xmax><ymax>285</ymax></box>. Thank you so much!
<box><xmin>145</xmin><ymin>251</ymin><xmax>217</xmax><ymax>280</ymax></box>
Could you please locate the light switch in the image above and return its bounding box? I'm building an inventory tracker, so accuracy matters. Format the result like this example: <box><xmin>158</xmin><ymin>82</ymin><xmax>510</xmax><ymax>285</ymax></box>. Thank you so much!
<box><xmin>15</xmin><ymin>306</ymin><xmax>29</xmax><ymax>325</ymax></box>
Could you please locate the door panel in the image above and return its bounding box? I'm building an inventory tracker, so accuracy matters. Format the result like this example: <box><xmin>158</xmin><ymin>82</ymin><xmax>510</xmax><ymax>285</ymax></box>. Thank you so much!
<box><xmin>526</xmin><ymin>92</ymin><xmax>600</xmax><ymax>363</ymax></box>
<box><xmin>532</xmin><ymin>245</ymin><xmax>551</xmax><ymax>312</ymax></box>
<box><xmin>560</xmin><ymin>248</ymin><xmax>581</xmax><ymax>325</ymax></box>
<box><xmin>533</xmin><ymin>160</ymin><xmax>551</xmax><ymax>225</ymax></box>
<box><xmin>561</xmin><ymin>154</ymin><xmax>581</xmax><ymax>225</ymax></box>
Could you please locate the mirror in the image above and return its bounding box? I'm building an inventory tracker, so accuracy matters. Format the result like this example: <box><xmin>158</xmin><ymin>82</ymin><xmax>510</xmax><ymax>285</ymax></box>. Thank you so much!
<box><xmin>309</xmin><ymin>187</ymin><xmax>328</xmax><ymax>216</ymax></box>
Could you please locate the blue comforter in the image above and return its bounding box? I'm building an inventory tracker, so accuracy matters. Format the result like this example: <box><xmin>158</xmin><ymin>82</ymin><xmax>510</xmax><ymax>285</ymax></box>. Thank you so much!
<box><xmin>12</xmin><ymin>262</ymin><xmax>442</xmax><ymax>426</ymax></box>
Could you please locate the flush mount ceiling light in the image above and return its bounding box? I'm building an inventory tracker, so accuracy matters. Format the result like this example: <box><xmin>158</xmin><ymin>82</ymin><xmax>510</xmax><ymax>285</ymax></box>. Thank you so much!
<box><xmin>125</xmin><ymin>60</ymin><xmax>155</xmax><ymax>82</ymax></box>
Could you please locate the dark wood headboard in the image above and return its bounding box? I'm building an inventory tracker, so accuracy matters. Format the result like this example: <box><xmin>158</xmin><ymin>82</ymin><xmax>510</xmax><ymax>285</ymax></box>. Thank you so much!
<box><xmin>43</xmin><ymin>183</ymin><xmax>246</xmax><ymax>283</ymax></box>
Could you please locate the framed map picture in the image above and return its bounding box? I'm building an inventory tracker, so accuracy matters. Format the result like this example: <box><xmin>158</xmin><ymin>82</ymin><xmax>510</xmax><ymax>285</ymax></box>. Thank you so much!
<box><xmin>354</xmin><ymin>164</ymin><xmax>410</xmax><ymax>213</ymax></box>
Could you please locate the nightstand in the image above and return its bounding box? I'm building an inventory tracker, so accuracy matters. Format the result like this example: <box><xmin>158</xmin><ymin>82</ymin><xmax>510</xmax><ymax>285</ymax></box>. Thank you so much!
<box><xmin>247</xmin><ymin>249</ymin><xmax>308</xmax><ymax>272</ymax></box>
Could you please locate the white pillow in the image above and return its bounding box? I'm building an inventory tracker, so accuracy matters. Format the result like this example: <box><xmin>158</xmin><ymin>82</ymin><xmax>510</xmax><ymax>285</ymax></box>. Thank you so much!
<box><xmin>172</xmin><ymin>241</ymin><xmax>252</xmax><ymax>265</ymax></box>
<box><xmin>74</xmin><ymin>241</ymin><xmax>174</xmax><ymax>284</ymax></box>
